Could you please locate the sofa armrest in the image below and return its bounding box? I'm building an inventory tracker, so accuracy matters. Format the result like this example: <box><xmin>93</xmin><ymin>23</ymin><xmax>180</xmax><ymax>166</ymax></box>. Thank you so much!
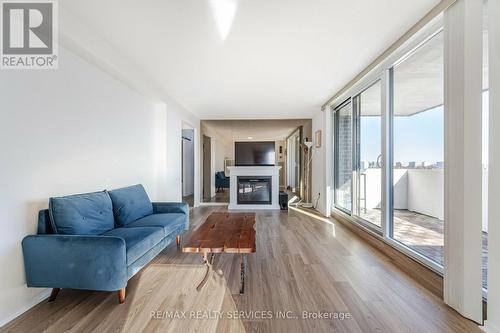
<box><xmin>152</xmin><ymin>202</ymin><xmax>189</xmax><ymax>230</ymax></box>
<box><xmin>152</xmin><ymin>202</ymin><xmax>188</xmax><ymax>215</ymax></box>
<box><xmin>22</xmin><ymin>235</ymin><xmax>127</xmax><ymax>291</ymax></box>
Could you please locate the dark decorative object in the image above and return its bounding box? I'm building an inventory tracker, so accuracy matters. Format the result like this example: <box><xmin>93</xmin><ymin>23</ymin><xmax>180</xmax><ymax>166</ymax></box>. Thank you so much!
<box><xmin>279</xmin><ymin>191</ymin><xmax>289</xmax><ymax>210</ymax></box>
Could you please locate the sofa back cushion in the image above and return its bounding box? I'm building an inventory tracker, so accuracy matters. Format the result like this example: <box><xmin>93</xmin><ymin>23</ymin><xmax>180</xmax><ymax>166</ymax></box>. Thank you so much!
<box><xmin>37</xmin><ymin>209</ymin><xmax>54</xmax><ymax>234</ymax></box>
<box><xmin>49</xmin><ymin>191</ymin><xmax>115</xmax><ymax>235</ymax></box>
<box><xmin>108</xmin><ymin>184</ymin><xmax>153</xmax><ymax>227</ymax></box>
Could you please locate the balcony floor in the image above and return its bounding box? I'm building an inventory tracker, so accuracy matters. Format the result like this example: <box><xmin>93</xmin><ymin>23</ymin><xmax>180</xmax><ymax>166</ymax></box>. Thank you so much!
<box><xmin>359</xmin><ymin>209</ymin><xmax>488</xmax><ymax>289</ymax></box>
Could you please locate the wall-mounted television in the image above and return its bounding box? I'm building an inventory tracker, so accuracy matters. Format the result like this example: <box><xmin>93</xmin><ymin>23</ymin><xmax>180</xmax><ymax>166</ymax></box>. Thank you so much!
<box><xmin>235</xmin><ymin>141</ymin><xmax>275</xmax><ymax>166</ymax></box>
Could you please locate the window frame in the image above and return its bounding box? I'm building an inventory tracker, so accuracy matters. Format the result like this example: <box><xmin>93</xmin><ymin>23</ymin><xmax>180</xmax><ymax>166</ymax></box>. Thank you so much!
<box><xmin>333</xmin><ymin>98</ymin><xmax>353</xmax><ymax>215</ymax></box>
<box><xmin>352</xmin><ymin>79</ymin><xmax>384</xmax><ymax>232</ymax></box>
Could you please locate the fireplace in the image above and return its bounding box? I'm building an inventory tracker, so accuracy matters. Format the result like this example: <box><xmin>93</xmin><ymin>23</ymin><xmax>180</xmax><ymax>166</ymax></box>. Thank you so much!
<box><xmin>228</xmin><ymin>166</ymin><xmax>281</xmax><ymax>210</ymax></box>
<box><xmin>237</xmin><ymin>176</ymin><xmax>272</xmax><ymax>205</ymax></box>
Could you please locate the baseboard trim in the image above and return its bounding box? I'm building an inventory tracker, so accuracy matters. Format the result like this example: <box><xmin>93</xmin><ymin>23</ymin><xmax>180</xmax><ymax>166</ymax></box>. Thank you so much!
<box><xmin>0</xmin><ymin>288</ymin><xmax>50</xmax><ymax>328</ymax></box>
<box><xmin>198</xmin><ymin>202</ymin><xmax>228</xmax><ymax>206</ymax></box>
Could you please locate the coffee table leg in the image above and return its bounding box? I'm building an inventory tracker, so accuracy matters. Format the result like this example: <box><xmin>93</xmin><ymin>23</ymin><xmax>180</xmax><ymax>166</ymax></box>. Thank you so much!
<box><xmin>240</xmin><ymin>254</ymin><xmax>246</xmax><ymax>294</ymax></box>
<box><xmin>196</xmin><ymin>252</ymin><xmax>212</xmax><ymax>292</ymax></box>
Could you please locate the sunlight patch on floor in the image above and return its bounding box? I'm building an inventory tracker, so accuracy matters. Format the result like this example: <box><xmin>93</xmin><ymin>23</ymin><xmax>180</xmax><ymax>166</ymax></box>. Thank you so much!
<box><xmin>289</xmin><ymin>206</ymin><xmax>336</xmax><ymax>237</ymax></box>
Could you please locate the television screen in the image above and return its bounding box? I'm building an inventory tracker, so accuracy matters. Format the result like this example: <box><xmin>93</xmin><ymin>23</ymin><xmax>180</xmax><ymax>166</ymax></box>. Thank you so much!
<box><xmin>235</xmin><ymin>141</ymin><xmax>275</xmax><ymax>166</ymax></box>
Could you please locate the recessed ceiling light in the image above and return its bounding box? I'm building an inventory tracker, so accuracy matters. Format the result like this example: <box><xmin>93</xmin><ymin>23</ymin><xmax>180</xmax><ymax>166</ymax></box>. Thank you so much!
<box><xmin>247</xmin><ymin>136</ymin><xmax>253</xmax><ymax>140</ymax></box>
<box><xmin>209</xmin><ymin>0</ymin><xmax>238</xmax><ymax>41</ymax></box>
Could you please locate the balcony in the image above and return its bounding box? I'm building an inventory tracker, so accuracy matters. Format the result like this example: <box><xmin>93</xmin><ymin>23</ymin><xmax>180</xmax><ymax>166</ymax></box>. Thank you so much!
<box><xmin>359</xmin><ymin>167</ymin><xmax>488</xmax><ymax>289</ymax></box>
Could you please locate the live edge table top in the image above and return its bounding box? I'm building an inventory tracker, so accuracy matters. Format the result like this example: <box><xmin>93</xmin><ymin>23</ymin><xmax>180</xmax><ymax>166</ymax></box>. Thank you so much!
<box><xmin>182</xmin><ymin>212</ymin><xmax>256</xmax><ymax>254</ymax></box>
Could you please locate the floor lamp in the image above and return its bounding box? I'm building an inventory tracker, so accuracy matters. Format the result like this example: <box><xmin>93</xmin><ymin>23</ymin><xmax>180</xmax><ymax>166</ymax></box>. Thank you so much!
<box><xmin>290</xmin><ymin>139</ymin><xmax>315</xmax><ymax>208</ymax></box>
<box><xmin>301</xmin><ymin>140</ymin><xmax>315</xmax><ymax>208</ymax></box>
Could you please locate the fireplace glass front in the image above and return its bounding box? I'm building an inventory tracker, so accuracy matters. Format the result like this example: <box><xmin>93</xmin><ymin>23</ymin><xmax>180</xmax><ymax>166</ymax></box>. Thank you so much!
<box><xmin>237</xmin><ymin>176</ymin><xmax>272</xmax><ymax>205</ymax></box>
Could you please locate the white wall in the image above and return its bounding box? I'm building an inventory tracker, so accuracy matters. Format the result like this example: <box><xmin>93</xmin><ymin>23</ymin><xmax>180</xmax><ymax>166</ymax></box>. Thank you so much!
<box><xmin>201</xmin><ymin>125</ymin><xmax>232</xmax><ymax>173</ymax></box>
<box><xmin>0</xmin><ymin>7</ymin><xmax>203</xmax><ymax>324</ymax></box>
<box><xmin>363</xmin><ymin>169</ymin><xmax>382</xmax><ymax>209</ymax></box>
<box><xmin>408</xmin><ymin>169</ymin><xmax>444</xmax><ymax>220</ymax></box>
<box><xmin>287</xmin><ymin>135</ymin><xmax>298</xmax><ymax>190</ymax></box>
<box><xmin>0</xmin><ymin>46</ymin><xmax>184</xmax><ymax>325</ymax></box>
<box><xmin>356</xmin><ymin>170</ymin><xmax>407</xmax><ymax>211</ymax></box>
<box><xmin>164</xmin><ymin>104</ymin><xmax>200</xmax><ymax>202</ymax></box>
<box><xmin>182</xmin><ymin>129</ymin><xmax>195</xmax><ymax>197</ymax></box>
<box><xmin>363</xmin><ymin>169</ymin><xmax>444</xmax><ymax>219</ymax></box>
<box><xmin>393</xmin><ymin>169</ymin><xmax>409</xmax><ymax>210</ymax></box>
<box><xmin>214</xmin><ymin>138</ymin><xmax>229</xmax><ymax>173</ymax></box>
<box><xmin>211</xmin><ymin>137</ymin><xmax>216</xmax><ymax>198</ymax></box>
<box><xmin>57</xmin><ymin>5</ymin><xmax>201</xmax><ymax>206</ymax></box>
<box><xmin>311</xmin><ymin>112</ymin><xmax>328</xmax><ymax>215</ymax></box>
<box><xmin>200</xmin><ymin>125</ymin><xmax>231</xmax><ymax>200</ymax></box>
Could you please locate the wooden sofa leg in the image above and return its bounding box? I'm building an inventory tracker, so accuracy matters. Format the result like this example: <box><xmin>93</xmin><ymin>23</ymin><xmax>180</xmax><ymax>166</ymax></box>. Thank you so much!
<box><xmin>176</xmin><ymin>235</ymin><xmax>181</xmax><ymax>248</ymax></box>
<box><xmin>118</xmin><ymin>288</ymin><xmax>126</xmax><ymax>304</ymax></box>
<box><xmin>48</xmin><ymin>288</ymin><xmax>60</xmax><ymax>302</ymax></box>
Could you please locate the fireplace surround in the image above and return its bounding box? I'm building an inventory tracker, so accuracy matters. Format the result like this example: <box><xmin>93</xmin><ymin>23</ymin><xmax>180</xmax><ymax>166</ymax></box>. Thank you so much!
<box><xmin>228</xmin><ymin>166</ymin><xmax>281</xmax><ymax>210</ymax></box>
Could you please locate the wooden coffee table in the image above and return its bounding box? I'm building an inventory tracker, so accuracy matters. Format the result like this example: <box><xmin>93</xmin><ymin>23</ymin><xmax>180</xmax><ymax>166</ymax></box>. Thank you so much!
<box><xmin>182</xmin><ymin>212</ymin><xmax>256</xmax><ymax>294</ymax></box>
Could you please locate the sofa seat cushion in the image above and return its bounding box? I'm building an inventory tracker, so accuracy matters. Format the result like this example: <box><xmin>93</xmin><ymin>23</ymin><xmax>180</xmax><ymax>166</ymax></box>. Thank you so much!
<box><xmin>102</xmin><ymin>227</ymin><xmax>163</xmax><ymax>265</ymax></box>
<box><xmin>108</xmin><ymin>184</ymin><xmax>153</xmax><ymax>227</ymax></box>
<box><xmin>49</xmin><ymin>191</ymin><xmax>114</xmax><ymax>235</ymax></box>
<box><xmin>125</xmin><ymin>213</ymin><xmax>186</xmax><ymax>237</ymax></box>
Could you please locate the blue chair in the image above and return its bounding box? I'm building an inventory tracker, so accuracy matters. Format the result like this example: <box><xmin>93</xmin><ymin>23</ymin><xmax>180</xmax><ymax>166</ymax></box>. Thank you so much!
<box><xmin>215</xmin><ymin>171</ymin><xmax>229</xmax><ymax>192</ymax></box>
<box><xmin>22</xmin><ymin>184</ymin><xmax>189</xmax><ymax>303</ymax></box>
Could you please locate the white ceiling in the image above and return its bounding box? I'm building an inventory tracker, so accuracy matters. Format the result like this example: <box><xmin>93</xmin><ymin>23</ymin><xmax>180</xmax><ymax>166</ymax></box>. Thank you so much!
<box><xmin>202</xmin><ymin>119</ymin><xmax>311</xmax><ymax>142</ymax></box>
<box><xmin>61</xmin><ymin>0</ymin><xmax>441</xmax><ymax>119</ymax></box>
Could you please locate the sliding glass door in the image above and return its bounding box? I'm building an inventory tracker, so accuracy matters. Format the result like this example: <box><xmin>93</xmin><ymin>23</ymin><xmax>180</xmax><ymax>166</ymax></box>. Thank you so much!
<box><xmin>353</xmin><ymin>81</ymin><xmax>382</xmax><ymax>228</ymax></box>
<box><xmin>331</xmin><ymin>27</ymin><xmax>445</xmax><ymax>269</ymax></box>
<box><xmin>333</xmin><ymin>101</ymin><xmax>353</xmax><ymax>213</ymax></box>
<box><xmin>390</xmin><ymin>31</ymin><xmax>444</xmax><ymax>265</ymax></box>
<box><xmin>332</xmin><ymin>82</ymin><xmax>382</xmax><ymax>228</ymax></box>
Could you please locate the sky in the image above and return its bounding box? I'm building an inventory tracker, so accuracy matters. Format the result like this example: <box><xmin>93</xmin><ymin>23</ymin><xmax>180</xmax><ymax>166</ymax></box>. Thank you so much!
<box><xmin>360</xmin><ymin>106</ymin><xmax>444</xmax><ymax>164</ymax></box>
<box><xmin>353</xmin><ymin>90</ymin><xmax>489</xmax><ymax>166</ymax></box>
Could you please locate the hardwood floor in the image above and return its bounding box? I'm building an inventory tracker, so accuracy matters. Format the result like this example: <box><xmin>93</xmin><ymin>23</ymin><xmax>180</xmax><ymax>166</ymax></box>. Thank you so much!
<box><xmin>1</xmin><ymin>206</ymin><xmax>481</xmax><ymax>332</ymax></box>
<box><xmin>182</xmin><ymin>195</ymin><xmax>194</xmax><ymax>207</ymax></box>
<box><xmin>203</xmin><ymin>190</ymin><xmax>229</xmax><ymax>203</ymax></box>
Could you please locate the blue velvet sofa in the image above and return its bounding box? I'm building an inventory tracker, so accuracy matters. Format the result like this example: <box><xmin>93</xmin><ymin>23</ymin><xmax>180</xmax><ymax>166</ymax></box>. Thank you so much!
<box><xmin>215</xmin><ymin>171</ymin><xmax>229</xmax><ymax>192</ymax></box>
<box><xmin>22</xmin><ymin>184</ymin><xmax>189</xmax><ymax>303</ymax></box>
